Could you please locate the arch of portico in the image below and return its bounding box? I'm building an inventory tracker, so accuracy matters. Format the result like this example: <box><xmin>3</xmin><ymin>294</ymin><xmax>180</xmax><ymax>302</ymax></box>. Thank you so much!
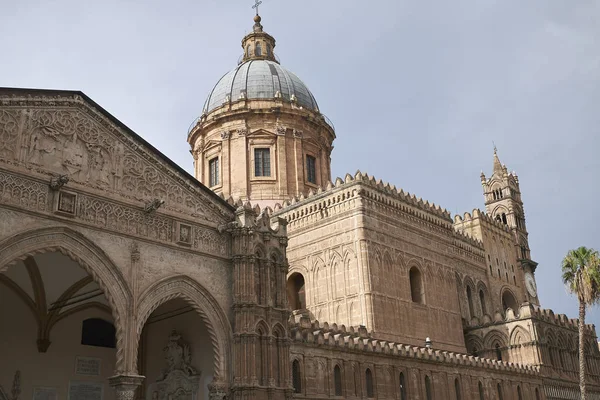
<box><xmin>0</xmin><ymin>225</ymin><xmax>133</xmax><ymax>373</ymax></box>
<box><xmin>135</xmin><ymin>275</ymin><xmax>233</xmax><ymax>390</ymax></box>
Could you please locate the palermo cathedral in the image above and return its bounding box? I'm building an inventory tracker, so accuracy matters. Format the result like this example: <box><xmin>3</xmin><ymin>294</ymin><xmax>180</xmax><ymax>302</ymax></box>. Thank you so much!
<box><xmin>1</xmin><ymin>11</ymin><xmax>599</xmax><ymax>400</ymax></box>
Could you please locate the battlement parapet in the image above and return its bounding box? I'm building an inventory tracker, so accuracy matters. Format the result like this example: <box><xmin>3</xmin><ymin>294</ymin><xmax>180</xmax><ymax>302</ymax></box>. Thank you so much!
<box><xmin>453</xmin><ymin>208</ymin><xmax>512</xmax><ymax>234</ymax></box>
<box><xmin>465</xmin><ymin>303</ymin><xmax>596</xmax><ymax>334</ymax></box>
<box><xmin>290</xmin><ymin>318</ymin><xmax>540</xmax><ymax>375</ymax></box>
<box><xmin>271</xmin><ymin>171</ymin><xmax>453</xmax><ymax>227</ymax></box>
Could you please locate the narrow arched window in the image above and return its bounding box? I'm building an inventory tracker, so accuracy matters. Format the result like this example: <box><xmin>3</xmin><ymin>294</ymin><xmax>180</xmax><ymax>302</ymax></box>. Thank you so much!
<box><xmin>497</xmin><ymin>383</ymin><xmax>503</xmax><ymax>400</ymax></box>
<box><xmin>246</xmin><ymin>45</ymin><xmax>251</xmax><ymax>56</ymax></box>
<box><xmin>399</xmin><ymin>372</ymin><xmax>407</xmax><ymax>400</ymax></box>
<box><xmin>535</xmin><ymin>388</ymin><xmax>540</xmax><ymax>400</ymax></box>
<box><xmin>287</xmin><ymin>272</ymin><xmax>306</xmax><ymax>310</ymax></box>
<box><xmin>424</xmin><ymin>375</ymin><xmax>432</xmax><ymax>400</ymax></box>
<box><xmin>365</xmin><ymin>368</ymin><xmax>374</xmax><ymax>398</ymax></box>
<box><xmin>267</xmin><ymin>43</ymin><xmax>272</xmax><ymax>57</ymax></box>
<box><xmin>466</xmin><ymin>286</ymin><xmax>474</xmax><ymax>319</ymax></box>
<box><xmin>478</xmin><ymin>381</ymin><xmax>485</xmax><ymax>400</ymax></box>
<box><xmin>81</xmin><ymin>318</ymin><xmax>116</xmax><ymax>348</ymax></box>
<box><xmin>517</xmin><ymin>386</ymin><xmax>522</xmax><ymax>400</ymax></box>
<box><xmin>495</xmin><ymin>344</ymin><xmax>502</xmax><ymax>361</ymax></box>
<box><xmin>454</xmin><ymin>378</ymin><xmax>461</xmax><ymax>400</ymax></box>
<box><xmin>292</xmin><ymin>360</ymin><xmax>302</xmax><ymax>393</ymax></box>
<box><xmin>334</xmin><ymin>365</ymin><xmax>343</xmax><ymax>396</ymax></box>
<box><xmin>479</xmin><ymin>289</ymin><xmax>487</xmax><ymax>315</ymax></box>
<box><xmin>409</xmin><ymin>267</ymin><xmax>424</xmax><ymax>304</ymax></box>
<box><xmin>255</xmin><ymin>42</ymin><xmax>262</xmax><ymax>56</ymax></box>
<box><xmin>502</xmin><ymin>213</ymin><xmax>507</xmax><ymax>225</ymax></box>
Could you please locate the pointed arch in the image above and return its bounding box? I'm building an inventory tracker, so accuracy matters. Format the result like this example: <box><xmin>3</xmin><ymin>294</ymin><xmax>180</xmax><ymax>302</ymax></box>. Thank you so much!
<box><xmin>510</xmin><ymin>326</ymin><xmax>531</xmax><ymax>346</ymax></box>
<box><xmin>0</xmin><ymin>226</ymin><xmax>131</xmax><ymax>373</ymax></box>
<box><xmin>483</xmin><ymin>330</ymin><xmax>508</xmax><ymax>349</ymax></box>
<box><xmin>135</xmin><ymin>275</ymin><xmax>232</xmax><ymax>383</ymax></box>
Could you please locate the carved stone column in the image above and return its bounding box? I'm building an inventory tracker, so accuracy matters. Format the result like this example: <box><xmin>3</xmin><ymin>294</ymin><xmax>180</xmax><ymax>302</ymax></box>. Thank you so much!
<box><xmin>207</xmin><ymin>381</ymin><xmax>228</xmax><ymax>400</ymax></box>
<box><xmin>109</xmin><ymin>375</ymin><xmax>145</xmax><ymax>400</ymax></box>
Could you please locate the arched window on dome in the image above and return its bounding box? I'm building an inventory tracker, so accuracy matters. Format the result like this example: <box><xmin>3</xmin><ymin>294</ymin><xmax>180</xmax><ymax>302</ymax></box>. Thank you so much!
<box><xmin>255</xmin><ymin>42</ymin><xmax>262</xmax><ymax>56</ymax></box>
<box><xmin>246</xmin><ymin>45</ymin><xmax>251</xmax><ymax>57</ymax></box>
<box><xmin>267</xmin><ymin>43</ymin><xmax>272</xmax><ymax>57</ymax></box>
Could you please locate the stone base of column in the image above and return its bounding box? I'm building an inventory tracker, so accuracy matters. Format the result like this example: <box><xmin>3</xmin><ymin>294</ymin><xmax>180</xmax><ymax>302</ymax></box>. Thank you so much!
<box><xmin>109</xmin><ymin>374</ymin><xmax>146</xmax><ymax>400</ymax></box>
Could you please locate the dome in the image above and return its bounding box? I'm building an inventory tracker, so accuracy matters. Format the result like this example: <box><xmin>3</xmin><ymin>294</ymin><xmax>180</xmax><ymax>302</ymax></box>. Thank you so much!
<box><xmin>202</xmin><ymin>60</ymin><xmax>319</xmax><ymax>114</ymax></box>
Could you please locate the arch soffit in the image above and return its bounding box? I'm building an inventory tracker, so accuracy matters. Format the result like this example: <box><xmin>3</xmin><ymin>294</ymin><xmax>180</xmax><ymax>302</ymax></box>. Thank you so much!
<box><xmin>491</xmin><ymin>204</ymin><xmax>509</xmax><ymax>216</ymax></box>
<box><xmin>483</xmin><ymin>330</ymin><xmax>509</xmax><ymax>349</ymax></box>
<box><xmin>287</xmin><ymin>265</ymin><xmax>308</xmax><ymax>279</ymax></box>
<box><xmin>136</xmin><ymin>275</ymin><xmax>233</xmax><ymax>382</ymax></box>
<box><xmin>509</xmin><ymin>325</ymin><xmax>531</xmax><ymax>345</ymax></box>
<box><xmin>0</xmin><ymin>226</ymin><xmax>131</xmax><ymax>372</ymax></box>
<box><xmin>500</xmin><ymin>286</ymin><xmax>518</xmax><ymax>303</ymax></box>
<box><xmin>465</xmin><ymin>334</ymin><xmax>484</xmax><ymax>350</ymax></box>
<box><xmin>463</xmin><ymin>276</ymin><xmax>476</xmax><ymax>290</ymax></box>
<box><xmin>272</xmin><ymin>322</ymin><xmax>286</xmax><ymax>337</ymax></box>
<box><xmin>476</xmin><ymin>281</ymin><xmax>490</xmax><ymax>296</ymax></box>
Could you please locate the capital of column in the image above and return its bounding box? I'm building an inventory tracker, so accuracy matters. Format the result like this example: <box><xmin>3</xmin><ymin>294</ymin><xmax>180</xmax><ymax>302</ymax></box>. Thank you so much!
<box><xmin>207</xmin><ymin>381</ymin><xmax>229</xmax><ymax>400</ymax></box>
<box><xmin>109</xmin><ymin>374</ymin><xmax>145</xmax><ymax>400</ymax></box>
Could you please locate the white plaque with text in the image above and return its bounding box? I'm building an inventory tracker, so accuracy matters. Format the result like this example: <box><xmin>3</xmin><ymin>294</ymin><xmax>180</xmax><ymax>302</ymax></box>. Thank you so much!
<box><xmin>33</xmin><ymin>387</ymin><xmax>57</xmax><ymax>400</ymax></box>
<box><xmin>68</xmin><ymin>382</ymin><xmax>103</xmax><ymax>400</ymax></box>
<box><xmin>75</xmin><ymin>357</ymin><xmax>101</xmax><ymax>376</ymax></box>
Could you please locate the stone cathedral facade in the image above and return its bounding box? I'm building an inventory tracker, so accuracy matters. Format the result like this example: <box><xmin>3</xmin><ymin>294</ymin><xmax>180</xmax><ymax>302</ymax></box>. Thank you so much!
<box><xmin>1</xmin><ymin>12</ymin><xmax>599</xmax><ymax>400</ymax></box>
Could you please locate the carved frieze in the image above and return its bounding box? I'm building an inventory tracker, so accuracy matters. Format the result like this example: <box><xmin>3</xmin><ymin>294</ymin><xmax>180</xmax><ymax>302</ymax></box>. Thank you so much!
<box><xmin>0</xmin><ymin>95</ymin><xmax>231</xmax><ymax>223</ymax></box>
<box><xmin>0</xmin><ymin>110</ymin><xmax>20</xmax><ymax>161</ymax></box>
<box><xmin>0</xmin><ymin>170</ymin><xmax>48</xmax><ymax>211</ymax></box>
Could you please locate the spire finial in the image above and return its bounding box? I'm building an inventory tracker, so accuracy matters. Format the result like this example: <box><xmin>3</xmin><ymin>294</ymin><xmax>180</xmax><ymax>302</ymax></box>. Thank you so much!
<box><xmin>252</xmin><ymin>0</ymin><xmax>262</xmax><ymax>16</ymax></box>
<box><xmin>493</xmin><ymin>141</ymin><xmax>497</xmax><ymax>154</ymax></box>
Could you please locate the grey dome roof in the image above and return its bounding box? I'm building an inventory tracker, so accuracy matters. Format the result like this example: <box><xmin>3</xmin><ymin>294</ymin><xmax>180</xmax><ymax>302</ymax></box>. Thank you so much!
<box><xmin>203</xmin><ymin>60</ymin><xmax>319</xmax><ymax>114</ymax></box>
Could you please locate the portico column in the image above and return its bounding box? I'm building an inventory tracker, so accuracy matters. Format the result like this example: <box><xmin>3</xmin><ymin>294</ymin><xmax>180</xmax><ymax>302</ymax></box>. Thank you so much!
<box><xmin>109</xmin><ymin>375</ymin><xmax>145</xmax><ymax>400</ymax></box>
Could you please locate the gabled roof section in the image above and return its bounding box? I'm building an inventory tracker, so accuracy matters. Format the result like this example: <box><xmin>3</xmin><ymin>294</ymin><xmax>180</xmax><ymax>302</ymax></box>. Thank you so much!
<box><xmin>0</xmin><ymin>87</ymin><xmax>235</xmax><ymax>221</ymax></box>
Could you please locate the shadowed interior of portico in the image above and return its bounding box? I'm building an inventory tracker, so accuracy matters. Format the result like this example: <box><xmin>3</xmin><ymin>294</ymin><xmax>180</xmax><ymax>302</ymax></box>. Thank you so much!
<box><xmin>0</xmin><ymin>251</ymin><xmax>117</xmax><ymax>400</ymax></box>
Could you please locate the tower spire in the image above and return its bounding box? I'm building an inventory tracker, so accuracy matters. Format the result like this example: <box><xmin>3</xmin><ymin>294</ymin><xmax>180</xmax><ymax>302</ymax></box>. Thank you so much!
<box><xmin>493</xmin><ymin>146</ymin><xmax>504</xmax><ymax>176</ymax></box>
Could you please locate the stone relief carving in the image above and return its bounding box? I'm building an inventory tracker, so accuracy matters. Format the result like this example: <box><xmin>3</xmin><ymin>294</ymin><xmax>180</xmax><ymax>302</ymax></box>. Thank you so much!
<box><xmin>147</xmin><ymin>331</ymin><xmax>201</xmax><ymax>400</ymax></box>
<box><xmin>194</xmin><ymin>227</ymin><xmax>228</xmax><ymax>257</ymax></box>
<box><xmin>0</xmin><ymin>110</ymin><xmax>20</xmax><ymax>160</ymax></box>
<box><xmin>0</xmin><ymin>169</ymin><xmax>229</xmax><ymax>257</ymax></box>
<box><xmin>0</xmin><ymin>171</ymin><xmax>48</xmax><ymax>211</ymax></box>
<box><xmin>77</xmin><ymin>195</ymin><xmax>173</xmax><ymax>242</ymax></box>
<box><xmin>0</xmin><ymin>98</ymin><xmax>231</xmax><ymax>223</ymax></box>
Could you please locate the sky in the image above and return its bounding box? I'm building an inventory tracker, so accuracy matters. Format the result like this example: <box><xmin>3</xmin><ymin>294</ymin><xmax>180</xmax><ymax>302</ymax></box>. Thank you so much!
<box><xmin>1</xmin><ymin>1</ymin><xmax>599</xmax><ymax>327</ymax></box>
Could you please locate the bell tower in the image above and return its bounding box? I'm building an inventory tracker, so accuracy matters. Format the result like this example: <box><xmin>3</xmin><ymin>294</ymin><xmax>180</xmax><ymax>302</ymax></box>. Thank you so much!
<box><xmin>481</xmin><ymin>148</ymin><xmax>539</xmax><ymax>304</ymax></box>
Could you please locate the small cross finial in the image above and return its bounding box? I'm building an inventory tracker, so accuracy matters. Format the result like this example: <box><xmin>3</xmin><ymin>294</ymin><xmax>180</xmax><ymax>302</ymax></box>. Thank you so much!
<box><xmin>252</xmin><ymin>0</ymin><xmax>262</xmax><ymax>15</ymax></box>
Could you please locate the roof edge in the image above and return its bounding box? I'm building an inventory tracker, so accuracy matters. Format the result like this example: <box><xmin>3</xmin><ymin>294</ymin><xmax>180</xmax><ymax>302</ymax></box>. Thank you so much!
<box><xmin>0</xmin><ymin>87</ymin><xmax>235</xmax><ymax>213</ymax></box>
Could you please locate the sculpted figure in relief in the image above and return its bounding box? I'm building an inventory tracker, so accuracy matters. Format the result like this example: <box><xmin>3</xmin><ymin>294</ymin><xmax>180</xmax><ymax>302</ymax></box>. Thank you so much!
<box><xmin>147</xmin><ymin>331</ymin><xmax>201</xmax><ymax>400</ymax></box>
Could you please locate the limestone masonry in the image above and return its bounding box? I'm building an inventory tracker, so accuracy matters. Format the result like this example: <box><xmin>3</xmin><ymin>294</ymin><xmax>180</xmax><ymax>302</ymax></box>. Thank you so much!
<box><xmin>1</xmin><ymin>12</ymin><xmax>598</xmax><ymax>400</ymax></box>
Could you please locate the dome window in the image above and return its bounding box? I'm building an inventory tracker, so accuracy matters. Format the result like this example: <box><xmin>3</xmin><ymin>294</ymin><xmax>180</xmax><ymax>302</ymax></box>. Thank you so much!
<box><xmin>306</xmin><ymin>155</ymin><xmax>317</xmax><ymax>184</ymax></box>
<box><xmin>254</xmin><ymin>148</ymin><xmax>271</xmax><ymax>177</ymax></box>
<box><xmin>255</xmin><ymin>42</ymin><xmax>262</xmax><ymax>56</ymax></box>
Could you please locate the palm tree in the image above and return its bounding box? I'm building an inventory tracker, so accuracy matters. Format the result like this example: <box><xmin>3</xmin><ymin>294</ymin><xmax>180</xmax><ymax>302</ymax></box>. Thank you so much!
<box><xmin>562</xmin><ymin>246</ymin><xmax>600</xmax><ymax>400</ymax></box>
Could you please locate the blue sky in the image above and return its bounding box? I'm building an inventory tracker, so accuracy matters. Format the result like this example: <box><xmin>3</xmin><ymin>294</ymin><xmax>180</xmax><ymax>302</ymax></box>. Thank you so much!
<box><xmin>2</xmin><ymin>1</ymin><xmax>599</xmax><ymax>328</ymax></box>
